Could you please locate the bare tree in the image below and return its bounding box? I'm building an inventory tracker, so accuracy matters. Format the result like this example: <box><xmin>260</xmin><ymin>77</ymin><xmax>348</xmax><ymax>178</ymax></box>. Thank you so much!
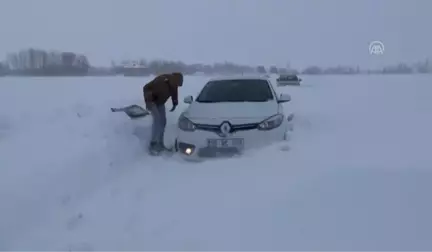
<box><xmin>256</xmin><ymin>65</ymin><xmax>266</xmax><ymax>74</ymax></box>
<box><xmin>5</xmin><ymin>48</ymin><xmax>90</xmax><ymax>76</ymax></box>
<box><xmin>269</xmin><ymin>66</ymin><xmax>278</xmax><ymax>74</ymax></box>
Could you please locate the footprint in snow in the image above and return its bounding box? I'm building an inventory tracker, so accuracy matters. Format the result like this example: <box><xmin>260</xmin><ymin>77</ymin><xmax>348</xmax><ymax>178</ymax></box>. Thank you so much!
<box><xmin>67</xmin><ymin>212</ymin><xmax>84</xmax><ymax>231</ymax></box>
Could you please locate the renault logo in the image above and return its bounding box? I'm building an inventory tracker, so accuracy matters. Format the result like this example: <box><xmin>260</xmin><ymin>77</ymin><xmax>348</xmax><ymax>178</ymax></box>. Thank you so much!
<box><xmin>219</xmin><ymin>122</ymin><xmax>231</xmax><ymax>137</ymax></box>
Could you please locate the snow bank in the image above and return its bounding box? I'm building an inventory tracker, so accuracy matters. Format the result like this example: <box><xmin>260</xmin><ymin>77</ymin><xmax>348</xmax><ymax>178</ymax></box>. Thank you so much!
<box><xmin>1</xmin><ymin>75</ymin><xmax>431</xmax><ymax>250</ymax></box>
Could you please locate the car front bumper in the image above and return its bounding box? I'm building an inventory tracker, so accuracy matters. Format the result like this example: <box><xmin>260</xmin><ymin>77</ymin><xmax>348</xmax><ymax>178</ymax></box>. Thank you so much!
<box><xmin>175</xmin><ymin>122</ymin><xmax>287</xmax><ymax>159</ymax></box>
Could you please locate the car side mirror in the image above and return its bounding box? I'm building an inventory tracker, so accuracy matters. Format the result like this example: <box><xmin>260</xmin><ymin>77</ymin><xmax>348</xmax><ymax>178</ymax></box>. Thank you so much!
<box><xmin>183</xmin><ymin>95</ymin><xmax>193</xmax><ymax>104</ymax></box>
<box><xmin>278</xmin><ymin>93</ymin><xmax>291</xmax><ymax>103</ymax></box>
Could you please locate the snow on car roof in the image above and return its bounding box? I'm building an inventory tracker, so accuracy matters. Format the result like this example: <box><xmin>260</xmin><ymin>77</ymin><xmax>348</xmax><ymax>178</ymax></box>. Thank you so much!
<box><xmin>208</xmin><ymin>75</ymin><xmax>270</xmax><ymax>82</ymax></box>
<box><xmin>279</xmin><ymin>73</ymin><xmax>298</xmax><ymax>76</ymax></box>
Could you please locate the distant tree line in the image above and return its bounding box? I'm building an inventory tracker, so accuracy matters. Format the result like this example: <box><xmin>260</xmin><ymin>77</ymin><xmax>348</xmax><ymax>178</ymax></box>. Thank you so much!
<box><xmin>110</xmin><ymin>59</ymin><xmax>259</xmax><ymax>76</ymax></box>
<box><xmin>96</xmin><ymin>59</ymin><xmax>432</xmax><ymax>76</ymax></box>
<box><xmin>2</xmin><ymin>48</ymin><xmax>90</xmax><ymax>76</ymax></box>
<box><xmin>0</xmin><ymin>61</ymin><xmax>8</xmax><ymax>76</ymax></box>
<box><xmin>1</xmin><ymin>48</ymin><xmax>431</xmax><ymax>77</ymax></box>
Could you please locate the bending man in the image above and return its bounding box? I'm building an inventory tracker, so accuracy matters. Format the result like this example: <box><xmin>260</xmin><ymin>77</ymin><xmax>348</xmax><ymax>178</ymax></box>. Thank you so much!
<box><xmin>143</xmin><ymin>72</ymin><xmax>183</xmax><ymax>154</ymax></box>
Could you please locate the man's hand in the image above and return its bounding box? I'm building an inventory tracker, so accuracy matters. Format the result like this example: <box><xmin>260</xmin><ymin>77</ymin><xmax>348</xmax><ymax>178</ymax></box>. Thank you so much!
<box><xmin>169</xmin><ymin>100</ymin><xmax>178</xmax><ymax>112</ymax></box>
<box><xmin>144</xmin><ymin>91</ymin><xmax>153</xmax><ymax>102</ymax></box>
<box><xmin>145</xmin><ymin>102</ymin><xmax>152</xmax><ymax>111</ymax></box>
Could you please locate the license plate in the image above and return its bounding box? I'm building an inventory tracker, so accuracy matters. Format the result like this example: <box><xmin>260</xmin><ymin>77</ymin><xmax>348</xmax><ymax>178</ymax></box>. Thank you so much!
<box><xmin>207</xmin><ymin>138</ymin><xmax>244</xmax><ymax>148</ymax></box>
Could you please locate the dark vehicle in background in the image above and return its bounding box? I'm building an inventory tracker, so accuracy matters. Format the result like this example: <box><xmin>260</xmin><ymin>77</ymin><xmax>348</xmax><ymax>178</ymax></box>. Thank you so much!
<box><xmin>276</xmin><ymin>74</ymin><xmax>302</xmax><ymax>86</ymax></box>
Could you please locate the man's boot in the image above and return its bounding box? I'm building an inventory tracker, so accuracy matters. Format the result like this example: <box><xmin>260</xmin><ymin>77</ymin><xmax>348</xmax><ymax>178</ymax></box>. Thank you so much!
<box><xmin>148</xmin><ymin>141</ymin><xmax>160</xmax><ymax>155</ymax></box>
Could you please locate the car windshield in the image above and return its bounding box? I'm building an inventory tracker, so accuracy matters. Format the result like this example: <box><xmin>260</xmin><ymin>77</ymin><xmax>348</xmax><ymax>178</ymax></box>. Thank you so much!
<box><xmin>196</xmin><ymin>79</ymin><xmax>274</xmax><ymax>103</ymax></box>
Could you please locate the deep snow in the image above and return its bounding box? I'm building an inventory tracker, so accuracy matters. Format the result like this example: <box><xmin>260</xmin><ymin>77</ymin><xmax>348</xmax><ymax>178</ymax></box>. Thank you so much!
<box><xmin>1</xmin><ymin>75</ymin><xmax>432</xmax><ymax>250</ymax></box>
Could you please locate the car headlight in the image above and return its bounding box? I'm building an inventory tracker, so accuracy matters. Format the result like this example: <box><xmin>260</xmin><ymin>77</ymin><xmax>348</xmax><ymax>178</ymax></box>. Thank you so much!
<box><xmin>258</xmin><ymin>114</ymin><xmax>284</xmax><ymax>131</ymax></box>
<box><xmin>178</xmin><ymin>114</ymin><xmax>196</xmax><ymax>132</ymax></box>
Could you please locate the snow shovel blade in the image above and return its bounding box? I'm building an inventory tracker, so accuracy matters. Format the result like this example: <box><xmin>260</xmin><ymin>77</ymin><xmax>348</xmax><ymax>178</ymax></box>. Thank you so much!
<box><xmin>110</xmin><ymin>104</ymin><xmax>150</xmax><ymax>119</ymax></box>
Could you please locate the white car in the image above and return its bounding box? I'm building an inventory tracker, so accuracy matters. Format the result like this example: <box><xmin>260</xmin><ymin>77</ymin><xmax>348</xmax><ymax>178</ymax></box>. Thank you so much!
<box><xmin>174</xmin><ymin>76</ymin><xmax>292</xmax><ymax>159</ymax></box>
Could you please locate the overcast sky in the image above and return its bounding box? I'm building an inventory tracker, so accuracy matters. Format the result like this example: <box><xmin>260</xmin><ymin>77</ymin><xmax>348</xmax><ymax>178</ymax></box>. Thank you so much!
<box><xmin>0</xmin><ymin>0</ymin><xmax>431</xmax><ymax>68</ymax></box>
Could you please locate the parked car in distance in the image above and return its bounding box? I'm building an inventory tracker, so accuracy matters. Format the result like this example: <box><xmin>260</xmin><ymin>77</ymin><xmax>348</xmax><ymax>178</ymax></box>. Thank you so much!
<box><xmin>276</xmin><ymin>74</ymin><xmax>302</xmax><ymax>86</ymax></box>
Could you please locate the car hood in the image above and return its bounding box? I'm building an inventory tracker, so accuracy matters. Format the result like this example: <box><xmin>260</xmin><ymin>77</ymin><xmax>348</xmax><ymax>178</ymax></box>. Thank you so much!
<box><xmin>184</xmin><ymin>101</ymin><xmax>279</xmax><ymax>125</ymax></box>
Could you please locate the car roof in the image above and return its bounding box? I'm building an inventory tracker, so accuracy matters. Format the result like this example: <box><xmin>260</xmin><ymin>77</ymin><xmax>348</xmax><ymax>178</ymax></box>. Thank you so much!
<box><xmin>208</xmin><ymin>75</ymin><xmax>270</xmax><ymax>82</ymax></box>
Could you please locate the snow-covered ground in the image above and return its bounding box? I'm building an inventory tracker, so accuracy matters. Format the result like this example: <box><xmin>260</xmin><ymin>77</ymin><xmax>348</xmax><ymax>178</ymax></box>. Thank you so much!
<box><xmin>1</xmin><ymin>74</ymin><xmax>432</xmax><ymax>250</ymax></box>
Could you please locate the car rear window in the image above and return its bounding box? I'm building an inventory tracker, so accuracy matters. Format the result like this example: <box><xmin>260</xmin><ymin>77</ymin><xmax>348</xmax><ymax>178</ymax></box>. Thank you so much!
<box><xmin>196</xmin><ymin>79</ymin><xmax>274</xmax><ymax>103</ymax></box>
<box><xmin>280</xmin><ymin>75</ymin><xmax>298</xmax><ymax>81</ymax></box>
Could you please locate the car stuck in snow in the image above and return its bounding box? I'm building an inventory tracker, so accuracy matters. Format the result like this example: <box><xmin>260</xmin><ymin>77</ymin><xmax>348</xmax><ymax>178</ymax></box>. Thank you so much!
<box><xmin>174</xmin><ymin>76</ymin><xmax>293</xmax><ymax>159</ymax></box>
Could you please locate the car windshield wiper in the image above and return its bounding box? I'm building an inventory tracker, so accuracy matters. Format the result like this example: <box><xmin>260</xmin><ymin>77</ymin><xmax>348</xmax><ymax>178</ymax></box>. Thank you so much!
<box><xmin>235</xmin><ymin>99</ymin><xmax>269</xmax><ymax>102</ymax></box>
<box><xmin>197</xmin><ymin>100</ymin><xmax>223</xmax><ymax>103</ymax></box>
<box><xmin>247</xmin><ymin>99</ymin><xmax>269</xmax><ymax>102</ymax></box>
<box><xmin>197</xmin><ymin>99</ymin><xmax>269</xmax><ymax>103</ymax></box>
